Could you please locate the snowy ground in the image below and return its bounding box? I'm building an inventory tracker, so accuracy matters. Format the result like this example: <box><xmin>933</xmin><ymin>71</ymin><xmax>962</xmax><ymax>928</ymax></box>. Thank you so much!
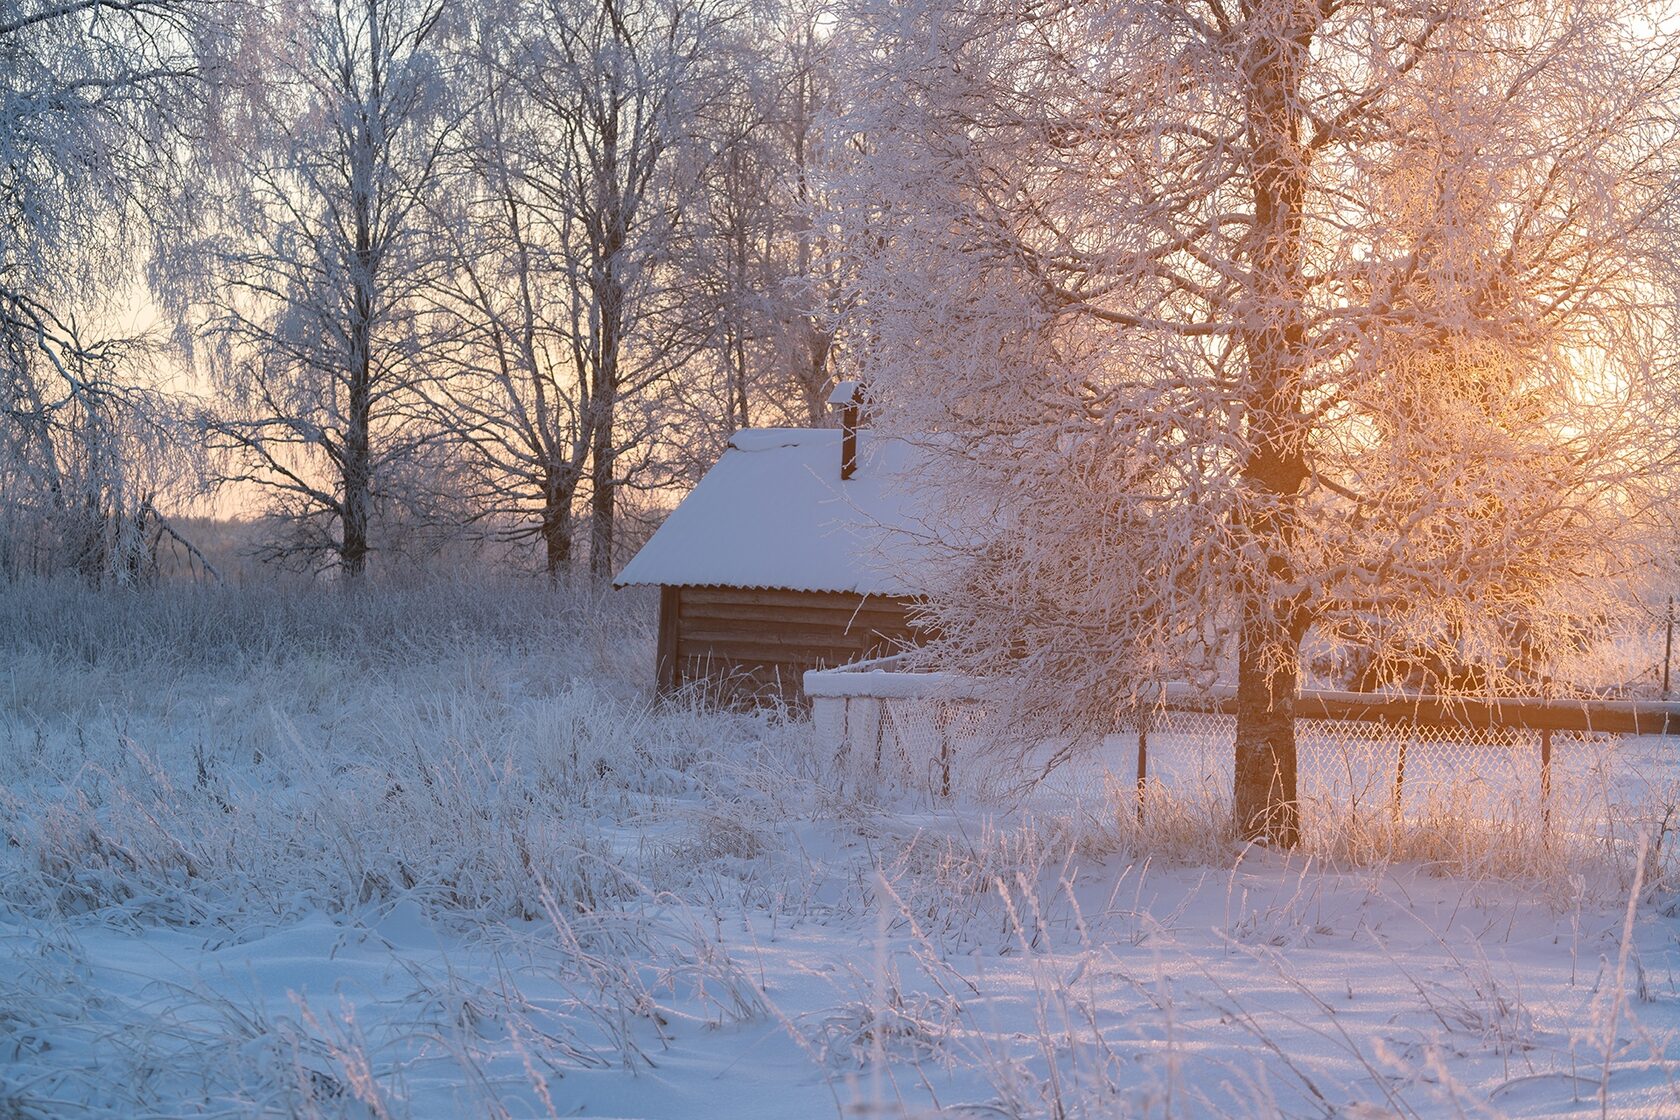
<box><xmin>2</xmin><ymin>583</ymin><xmax>1678</xmax><ymax>1118</ymax></box>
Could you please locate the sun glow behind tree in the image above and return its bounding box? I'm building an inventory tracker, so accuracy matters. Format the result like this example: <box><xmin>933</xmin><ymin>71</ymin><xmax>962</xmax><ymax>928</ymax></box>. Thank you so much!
<box><xmin>832</xmin><ymin>0</ymin><xmax>1680</xmax><ymax>844</ymax></box>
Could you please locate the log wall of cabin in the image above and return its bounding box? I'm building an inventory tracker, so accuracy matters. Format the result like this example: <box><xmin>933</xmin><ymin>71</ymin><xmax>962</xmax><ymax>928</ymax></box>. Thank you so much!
<box><xmin>656</xmin><ymin>586</ymin><xmax>918</xmax><ymax>704</ymax></box>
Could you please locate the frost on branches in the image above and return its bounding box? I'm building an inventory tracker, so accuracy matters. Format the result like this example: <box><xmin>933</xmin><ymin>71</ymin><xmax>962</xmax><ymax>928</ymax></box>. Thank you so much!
<box><xmin>832</xmin><ymin>0</ymin><xmax>1680</xmax><ymax>844</ymax></box>
<box><xmin>0</xmin><ymin>0</ymin><xmax>214</xmax><ymax>584</ymax></box>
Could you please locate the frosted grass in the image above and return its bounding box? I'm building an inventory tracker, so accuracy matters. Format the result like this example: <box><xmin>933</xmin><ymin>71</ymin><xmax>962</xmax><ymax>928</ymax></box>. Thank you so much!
<box><xmin>2</xmin><ymin>579</ymin><xmax>1677</xmax><ymax>1117</ymax></box>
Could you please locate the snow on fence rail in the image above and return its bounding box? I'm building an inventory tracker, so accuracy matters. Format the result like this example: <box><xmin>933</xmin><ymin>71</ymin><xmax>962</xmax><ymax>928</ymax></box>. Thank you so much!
<box><xmin>805</xmin><ymin>658</ymin><xmax>1680</xmax><ymax>835</ymax></box>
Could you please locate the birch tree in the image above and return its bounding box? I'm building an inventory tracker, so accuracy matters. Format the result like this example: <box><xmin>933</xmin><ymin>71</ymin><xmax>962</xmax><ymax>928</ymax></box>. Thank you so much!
<box><xmin>650</xmin><ymin>2</ymin><xmax>852</xmax><ymax>492</ymax></box>
<box><xmin>0</xmin><ymin>0</ymin><xmax>214</xmax><ymax>583</ymax></box>
<box><xmin>420</xmin><ymin>27</ymin><xmax>597</xmax><ymax>579</ymax></box>
<box><xmin>682</xmin><ymin>1</ymin><xmax>845</xmax><ymax>446</ymax></box>
<box><xmin>504</xmin><ymin>0</ymin><xmax>737</xmax><ymax>579</ymax></box>
<box><xmin>834</xmin><ymin>0</ymin><xmax>1680</xmax><ymax>844</ymax></box>
<box><xmin>771</xmin><ymin>2</ymin><xmax>847</xmax><ymax>429</ymax></box>
<box><xmin>420</xmin><ymin>0</ymin><xmax>736</xmax><ymax>579</ymax></box>
<box><xmin>686</xmin><ymin>46</ymin><xmax>779</xmax><ymax>441</ymax></box>
<box><xmin>174</xmin><ymin>0</ymin><xmax>460</xmax><ymax>578</ymax></box>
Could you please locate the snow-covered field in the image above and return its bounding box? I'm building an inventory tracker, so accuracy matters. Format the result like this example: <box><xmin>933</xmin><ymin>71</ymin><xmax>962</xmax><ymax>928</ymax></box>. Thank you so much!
<box><xmin>3</xmin><ymin>583</ymin><xmax>1679</xmax><ymax>1118</ymax></box>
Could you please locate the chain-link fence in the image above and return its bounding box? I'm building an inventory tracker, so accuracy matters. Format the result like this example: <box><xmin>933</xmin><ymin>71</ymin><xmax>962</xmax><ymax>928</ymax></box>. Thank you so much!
<box><xmin>806</xmin><ymin>666</ymin><xmax>1649</xmax><ymax>840</ymax></box>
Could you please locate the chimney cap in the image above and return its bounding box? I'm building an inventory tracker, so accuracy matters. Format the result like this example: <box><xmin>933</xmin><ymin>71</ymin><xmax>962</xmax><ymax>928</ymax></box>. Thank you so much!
<box><xmin>827</xmin><ymin>379</ymin><xmax>863</xmax><ymax>407</ymax></box>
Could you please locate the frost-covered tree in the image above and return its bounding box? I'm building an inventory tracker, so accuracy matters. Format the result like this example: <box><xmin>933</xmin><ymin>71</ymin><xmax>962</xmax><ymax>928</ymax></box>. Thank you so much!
<box><xmin>422</xmin><ymin>0</ymin><xmax>738</xmax><ymax>580</ymax></box>
<box><xmin>0</xmin><ymin>0</ymin><xmax>214</xmax><ymax>583</ymax></box>
<box><xmin>420</xmin><ymin>24</ymin><xmax>598</xmax><ymax>580</ymax></box>
<box><xmin>768</xmin><ymin>2</ymin><xmax>850</xmax><ymax>429</ymax></box>
<box><xmin>0</xmin><ymin>330</ymin><xmax>207</xmax><ymax>583</ymax></box>
<box><xmin>686</xmin><ymin>39</ymin><xmax>781</xmax><ymax>438</ymax></box>
<box><xmin>675</xmin><ymin>0</ymin><xmax>848</xmax><ymax>465</ymax></box>
<box><xmin>833</xmin><ymin>0</ymin><xmax>1680</xmax><ymax>844</ymax></box>
<box><xmin>171</xmin><ymin>0</ymin><xmax>462</xmax><ymax>578</ymax></box>
<box><xmin>514</xmin><ymin>0</ymin><xmax>737</xmax><ymax>579</ymax></box>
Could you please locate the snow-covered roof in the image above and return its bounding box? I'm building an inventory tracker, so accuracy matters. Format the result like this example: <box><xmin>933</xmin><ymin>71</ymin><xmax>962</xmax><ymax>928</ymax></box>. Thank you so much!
<box><xmin>614</xmin><ymin>428</ymin><xmax>934</xmax><ymax>596</ymax></box>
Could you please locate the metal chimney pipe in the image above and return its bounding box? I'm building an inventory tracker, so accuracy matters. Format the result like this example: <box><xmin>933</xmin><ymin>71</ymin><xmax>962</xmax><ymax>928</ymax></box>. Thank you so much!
<box><xmin>827</xmin><ymin>380</ymin><xmax>863</xmax><ymax>481</ymax></box>
<box><xmin>841</xmin><ymin>403</ymin><xmax>858</xmax><ymax>480</ymax></box>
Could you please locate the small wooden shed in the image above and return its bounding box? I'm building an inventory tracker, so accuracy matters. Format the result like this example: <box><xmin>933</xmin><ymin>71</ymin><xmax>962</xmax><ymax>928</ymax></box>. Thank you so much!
<box><xmin>613</xmin><ymin>417</ymin><xmax>929</xmax><ymax>704</ymax></box>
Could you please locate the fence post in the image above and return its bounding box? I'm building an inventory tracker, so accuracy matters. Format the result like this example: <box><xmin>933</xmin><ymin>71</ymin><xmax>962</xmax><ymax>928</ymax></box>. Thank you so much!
<box><xmin>1665</xmin><ymin>595</ymin><xmax>1673</xmax><ymax>700</ymax></box>
<box><xmin>1135</xmin><ymin>708</ymin><xmax>1149</xmax><ymax>826</ymax></box>
<box><xmin>939</xmin><ymin>717</ymin><xmax>951</xmax><ymax>799</ymax></box>
<box><xmin>1539</xmin><ymin>673</ymin><xmax>1554</xmax><ymax>829</ymax></box>
<box><xmin>821</xmin><ymin>695</ymin><xmax>850</xmax><ymax>794</ymax></box>
<box><xmin>1391</xmin><ymin>726</ymin><xmax>1408</xmax><ymax>825</ymax></box>
<box><xmin>1540</xmin><ymin>726</ymin><xmax>1552</xmax><ymax>827</ymax></box>
<box><xmin>869</xmin><ymin>699</ymin><xmax>885</xmax><ymax>780</ymax></box>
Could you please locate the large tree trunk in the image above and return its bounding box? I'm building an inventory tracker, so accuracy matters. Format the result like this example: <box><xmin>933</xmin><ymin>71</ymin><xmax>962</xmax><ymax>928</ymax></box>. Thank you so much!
<box><xmin>342</xmin><ymin>58</ymin><xmax>377</xmax><ymax>583</ymax></box>
<box><xmin>728</xmin><ymin>180</ymin><xmax>751</xmax><ymax>432</ymax></box>
<box><xmin>543</xmin><ymin>519</ymin><xmax>572</xmax><ymax>581</ymax></box>
<box><xmin>343</xmin><ymin>263</ymin><xmax>373</xmax><ymax>581</ymax></box>
<box><xmin>541</xmin><ymin>471</ymin><xmax>575</xmax><ymax>582</ymax></box>
<box><xmin>342</xmin><ymin>438</ymin><xmax>371</xmax><ymax>579</ymax></box>
<box><xmin>587</xmin><ymin>271</ymin><xmax>617</xmax><ymax>580</ymax></box>
<box><xmin>589</xmin><ymin>216</ymin><xmax>624</xmax><ymax>581</ymax></box>
<box><xmin>342</xmin><ymin>365</ymin><xmax>371</xmax><ymax>579</ymax></box>
<box><xmin>343</xmin><ymin>268</ymin><xmax>373</xmax><ymax>579</ymax></box>
<box><xmin>588</xmin><ymin>411</ymin><xmax>614</xmax><ymax>579</ymax></box>
<box><xmin>800</xmin><ymin>326</ymin><xmax>833</xmax><ymax>427</ymax></box>
<box><xmin>1233</xmin><ymin>604</ymin><xmax>1302</xmax><ymax>846</ymax></box>
<box><xmin>1231</xmin><ymin>5</ymin><xmax>1314</xmax><ymax>845</ymax></box>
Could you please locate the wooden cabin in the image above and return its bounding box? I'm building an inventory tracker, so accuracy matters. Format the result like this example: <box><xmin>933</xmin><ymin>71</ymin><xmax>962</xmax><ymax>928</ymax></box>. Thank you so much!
<box><xmin>614</xmin><ymin>397</ymin><xmax>930</xmax><ymax>705</ymax></box>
